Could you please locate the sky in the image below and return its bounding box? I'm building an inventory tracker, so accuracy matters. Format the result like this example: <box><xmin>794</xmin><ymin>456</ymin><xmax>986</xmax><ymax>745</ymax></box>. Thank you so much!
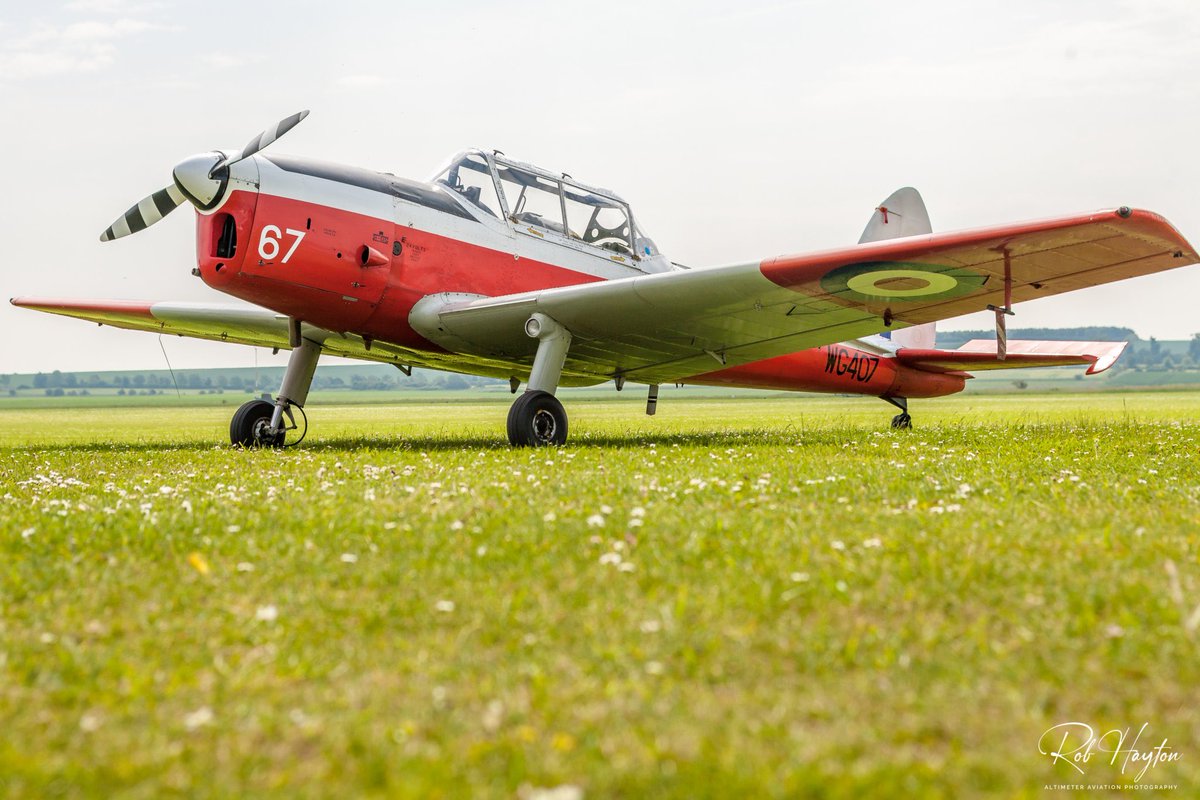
<box><xmin>2</xmin><ymin>0</ymin><xmax>1200</xmax><ymax>374</ymax></box>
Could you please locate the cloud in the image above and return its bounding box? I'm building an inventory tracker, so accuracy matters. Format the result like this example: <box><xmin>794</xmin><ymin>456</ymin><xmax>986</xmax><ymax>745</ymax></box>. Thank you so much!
<box><xmin>202</xmin><ymin>52</ymin><xmax>265</xmax><ymax>70</ymax></box>
<box><xmin>796</xmin><ymin>3</ymin><xmax>1200</xmax><ymax>107</ymax></box>
<box><xmin>20</xmin><ymin>18</ymin><xmax>164</xmax><ymax>46</ymax></box>
<box><xmin>0</xmin><ymin>15</ymin><xmax>167</xmax><ymax>81</ymax></box>
<box><xmin>0</xmin><ymin>42</ymin><xmax>119</xmax><ymax>80</ymax></box>
<box><xmin>336</xmin><ymin>74</ymin><xmax>389</xmax><ymax>88</ymax></box>
<box><xmin>64</xmin><ymin>0</ymin><xmax>165</xmax><ymax>13</ymax></box>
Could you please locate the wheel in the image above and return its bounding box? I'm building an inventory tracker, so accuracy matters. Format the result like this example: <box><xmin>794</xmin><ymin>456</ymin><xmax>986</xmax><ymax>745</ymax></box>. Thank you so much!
<box><xmin>507</xmin><ymin>390</ymin><xmax>568</xmax><ymax>446</ymax></box>
<box><xmin>890</xmin><ymin>412</ymin><xmax>912</xmax><ymax>429</ymax></box>
<box><xmin>230</xmin><ymin>399</ymin><xmax>285</xmax><ymax>448</ymax></box>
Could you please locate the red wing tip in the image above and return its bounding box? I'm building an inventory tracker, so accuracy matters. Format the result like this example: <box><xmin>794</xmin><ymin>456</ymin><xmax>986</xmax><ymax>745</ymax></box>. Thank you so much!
<box><xmin>9</xmin><ymin>297</ymin><xmax>156</xmax><ymax>315</ymax></box>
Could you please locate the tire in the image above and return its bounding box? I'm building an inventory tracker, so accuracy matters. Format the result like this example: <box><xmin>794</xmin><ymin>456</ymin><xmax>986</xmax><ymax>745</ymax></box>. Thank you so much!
<box><xmin>507</xmin><ymin>390</ymin><xmax>568</xmax><ymax>447</ymax></box>
<box><xmin>230</xmin><ymin>399</ymin><xmax>285</xmax><ymax>448</ymax></box>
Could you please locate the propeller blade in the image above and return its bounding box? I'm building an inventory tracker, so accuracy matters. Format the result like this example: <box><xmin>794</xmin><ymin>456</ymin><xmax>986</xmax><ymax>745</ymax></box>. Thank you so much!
<box><xmin>209</xmin><ymin>109</ymin><xmax>310</xmax><ymax>177</ymax></box>
<box><xmin>99</xmin><ymin>183</ymin><xmax>187</xmax><ymax>242</ymax></box>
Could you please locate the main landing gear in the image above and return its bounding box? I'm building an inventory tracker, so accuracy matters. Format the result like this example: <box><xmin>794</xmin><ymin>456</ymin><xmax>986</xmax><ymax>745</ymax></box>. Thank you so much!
<box><xmin>230</xmin><ymin>399</ymin><xmax>285</xmax><ymax>447</ymax></box>
<box><xmin>883</xmin><ymin>395</ymin><xmax>912</xmax><ymax>429</ymax></box>
<box><xmin>508</xmin><ymin>313</ymin><xmax>572</xmax><ymax>447</ymax></box>
<box><xmin>230</xmin><ymin>336</ymin><xmax>321</xmax><ymax>448</ymax></box>
<box><xmin>507</xmin><ymin>390</ymin><xmax>568</xmax><ymax>446</ymax></box>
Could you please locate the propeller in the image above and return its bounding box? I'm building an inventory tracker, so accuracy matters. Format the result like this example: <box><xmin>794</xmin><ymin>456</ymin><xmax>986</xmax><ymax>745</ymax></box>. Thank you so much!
<box><xmin>100</xmin><ymin>184</ymin><xmax>187</xmax><ymax>242</ymax></box>
<box><xmin>209</xmin><ymin>109</ymin><xmax>310</xmax><ymax>177</ymax></box>
<box><xmin>99</xmin><ymin>110</ymin><xmax>310</xmax><ymax>243</ymax></box>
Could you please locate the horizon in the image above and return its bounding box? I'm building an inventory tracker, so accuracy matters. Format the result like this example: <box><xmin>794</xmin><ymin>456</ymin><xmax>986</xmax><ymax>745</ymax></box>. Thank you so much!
<box><xmin>3</xmin><ymin>323</ymin><xmax>1194</xmax><ymax>387</ymax></box>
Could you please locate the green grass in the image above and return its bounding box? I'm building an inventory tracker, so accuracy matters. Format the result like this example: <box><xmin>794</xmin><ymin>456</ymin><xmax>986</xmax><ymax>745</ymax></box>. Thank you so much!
<box><xmin>2</xmin><ymin>391</ymin><xmax>1199</xmax><ymax>798</ymax></box>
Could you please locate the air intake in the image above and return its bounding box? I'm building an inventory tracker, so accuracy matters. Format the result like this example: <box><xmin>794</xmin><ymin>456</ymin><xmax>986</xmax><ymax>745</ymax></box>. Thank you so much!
<box><xmin>215</xmin><ymin>213</ymin><xmax>237</xmax><ymax>258</ymax></box>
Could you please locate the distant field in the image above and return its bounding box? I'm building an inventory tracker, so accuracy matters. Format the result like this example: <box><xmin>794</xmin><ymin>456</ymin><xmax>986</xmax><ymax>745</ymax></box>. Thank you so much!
<box><xmin>2</xmin><ymin>392</ymin><xmax>1198</xmax><ymax>797</ymax></box>
<box><xmin>962</xmin><ymin>366</ymin><xmax>1200</xmax><ymax>393</ymax></box>
<box><xmin>3</xmin><ymin>365</ymin><xmax>1200</xmax><ymax>411</ymax></box>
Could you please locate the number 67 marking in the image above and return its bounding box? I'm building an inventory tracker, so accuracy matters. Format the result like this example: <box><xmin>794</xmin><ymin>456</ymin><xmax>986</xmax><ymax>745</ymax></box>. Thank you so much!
<box><xmin>257</xmin><ymin>225</ymin><xmax>306</xmax><ymax>263</ymax></box>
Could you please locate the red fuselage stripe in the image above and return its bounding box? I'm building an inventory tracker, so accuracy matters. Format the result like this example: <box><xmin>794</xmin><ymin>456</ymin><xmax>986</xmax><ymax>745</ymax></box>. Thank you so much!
<box><xmin>194</xmin><ymin>187</ymin><xmax>963</xmax><ymax>399</ymax></box>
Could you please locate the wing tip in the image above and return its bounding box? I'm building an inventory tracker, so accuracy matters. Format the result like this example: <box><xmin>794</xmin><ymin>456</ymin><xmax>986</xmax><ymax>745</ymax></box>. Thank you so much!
<box><xmin>1085</xmin><ymin>341</ymin><xmax>1129</xmax><ymax>375</ymax></box>
<box><xmin>8</xmin><ymin>298</ymin><xmax>157</xmax><ymax>317</ymax></box>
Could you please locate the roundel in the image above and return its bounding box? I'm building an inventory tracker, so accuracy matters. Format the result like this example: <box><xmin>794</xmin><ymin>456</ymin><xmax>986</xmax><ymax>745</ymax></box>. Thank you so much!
<box><xmin>821</xmin><ymin>261</ymin><xmax>987</xmax><ymax>302</ymax></box>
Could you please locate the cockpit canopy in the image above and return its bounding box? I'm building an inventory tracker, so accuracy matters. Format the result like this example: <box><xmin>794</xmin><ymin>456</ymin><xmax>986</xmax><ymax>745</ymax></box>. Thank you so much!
<box><xmin>433</xmin><ymin>149</ymin><xmax>670</xmax><ymax>270</ymax></box>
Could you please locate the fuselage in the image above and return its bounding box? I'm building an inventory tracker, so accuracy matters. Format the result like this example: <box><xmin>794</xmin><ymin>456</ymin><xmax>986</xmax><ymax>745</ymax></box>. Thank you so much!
<box><xmin>193</xmin><ymin>152</ymin><xmax>965</xmax><ymax>400</ymax></box>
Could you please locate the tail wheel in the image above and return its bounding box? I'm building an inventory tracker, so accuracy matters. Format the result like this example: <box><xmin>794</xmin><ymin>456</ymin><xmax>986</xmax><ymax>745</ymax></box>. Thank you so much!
<box><xmin>230</xmin><ymin>399</ymin><xmax>285</xmax><ymax>448</ymax></box>
<box><xmin>507</xmin><ymin>390</ymin><xmax>568</xmax><ymax>447</ymax></box>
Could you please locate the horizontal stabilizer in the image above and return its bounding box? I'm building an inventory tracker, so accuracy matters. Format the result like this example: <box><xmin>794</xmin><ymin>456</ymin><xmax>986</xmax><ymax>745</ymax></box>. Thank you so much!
<box><xmin>895</xmin><ymin>339</ymin><xmax>1128</xmax><ymax>375</ymax></box>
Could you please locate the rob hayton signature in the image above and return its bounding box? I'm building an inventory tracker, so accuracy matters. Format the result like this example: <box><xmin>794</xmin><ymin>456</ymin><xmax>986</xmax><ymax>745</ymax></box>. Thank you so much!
<box><xmin>1038</xmin><ymin>722</ymin><xmax>1181</xmax><ymax>782</ymax></box>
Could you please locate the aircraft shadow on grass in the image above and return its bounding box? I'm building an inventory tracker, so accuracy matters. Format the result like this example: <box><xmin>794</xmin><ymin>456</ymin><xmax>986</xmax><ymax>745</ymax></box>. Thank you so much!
<box><xmin>27</xmin><ymin>414</ymin><xmax>1144</xmax><ymax>455</ymax></box>
<box><xmin>26</xmin><ymin>426</ymin><xmax>841</xmax><ymax>455</ymax></box>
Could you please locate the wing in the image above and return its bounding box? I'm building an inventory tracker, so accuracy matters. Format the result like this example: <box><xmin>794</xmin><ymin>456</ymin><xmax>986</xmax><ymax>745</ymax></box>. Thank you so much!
<box><xmin>11</xmin><ymin>298</ymin><xmax>295</xmax><ymax>348</ymax></box>
<box><xmin>895</xmin><ymin>340</ymin><xmax>1128</xmax><ymax>375</ymax></box>
<box><xmin>7</xmin><ymin>298</ymin><xmax>524</xmax><ymax>379</ymax></box>
<box><xmin>411</xmin><ymin>208</ymin><xmax>1196</xmax><ymax>384</ymax></box>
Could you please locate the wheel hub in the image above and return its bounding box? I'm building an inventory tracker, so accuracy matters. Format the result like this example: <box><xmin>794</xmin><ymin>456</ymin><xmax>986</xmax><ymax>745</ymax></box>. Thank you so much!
<box><xmin>251</xmin><ymin>417</ymin><xmax>277</xmax><ymax>444</ymax></box>
<box><xmin>532</xmin><ymin>408</ymin><xmax>557</xmax><ymax>443</ymax></box>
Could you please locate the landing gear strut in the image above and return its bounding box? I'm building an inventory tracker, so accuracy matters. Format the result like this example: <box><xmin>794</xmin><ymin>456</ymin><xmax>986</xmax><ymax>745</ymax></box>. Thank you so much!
<box><xmin>883</xmin><ymin>395</ymin><xmax>911</xmax><ymax>429</ymax></box>
<box><xmin>508</xmin><ymin>313</ymin><xmax>572</xmax><ymax>447</ymax></box>
<box><xmin>230</xmin><ymin>335</ymin><xmax>321</xmax><ymax>448</ymax></box>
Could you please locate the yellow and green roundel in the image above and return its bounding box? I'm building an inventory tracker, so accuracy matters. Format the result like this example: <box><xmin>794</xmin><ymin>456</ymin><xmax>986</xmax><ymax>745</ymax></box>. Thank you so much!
<box><xmin>821</xmin><ymin>261</ymin><xmax>987</xmax><ymax>302</ymax></box>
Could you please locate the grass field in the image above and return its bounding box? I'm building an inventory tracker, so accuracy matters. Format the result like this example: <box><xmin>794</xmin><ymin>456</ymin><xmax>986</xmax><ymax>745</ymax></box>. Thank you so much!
<box><xmin>2</xmin><ymin>391</ymin><xmax>1198</xmax><ymax>798</ymax></box>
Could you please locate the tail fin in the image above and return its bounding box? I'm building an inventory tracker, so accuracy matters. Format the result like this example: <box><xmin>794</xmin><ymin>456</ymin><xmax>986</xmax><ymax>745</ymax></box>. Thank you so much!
<box><xmin>861</xmin><ymin>187</ymin><xmax>936</xmax><ymax>349</ymax></box>
<box><xmin>858</xmin><ymin>186</ymin><xmax>932</xmax><ymax>244</ymax></box>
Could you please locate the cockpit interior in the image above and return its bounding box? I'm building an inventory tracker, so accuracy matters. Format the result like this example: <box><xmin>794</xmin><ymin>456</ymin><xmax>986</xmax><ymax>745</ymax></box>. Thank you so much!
<box><xmin>434</xmin><ymin>150</ymin><xmax>672</xmax><ymax>271</ymax></box>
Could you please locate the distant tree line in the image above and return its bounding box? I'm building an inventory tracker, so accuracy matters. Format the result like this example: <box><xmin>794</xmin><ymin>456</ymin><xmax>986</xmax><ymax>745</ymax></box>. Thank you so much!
<box><xmin>29</xmin><ymin>371</ymin><xmax>255</xmax><ymax>390</ymax></box>
<box><xmin>935</xmin><ymin>326</ymin><xmax>1142</xmax><ymax>349</ymax></box>
<box><xmin>6</xmin><ymin>366</ymin><xmax>504</xmax><ymax>394</ymax></box>
<box><xmin>1117</xmin><ymin>334</ymin><xmax>1200</xmax><ymax>372</ymax></box>
<box><xmin>14</xmin><ymin>331</ymin><xmax>1196</xmax><ymax>393</ymax></box>
<box><xmin>348</xmin><ymin>372</ymin><xmax>480</xmax><ymax>391</ymax></box>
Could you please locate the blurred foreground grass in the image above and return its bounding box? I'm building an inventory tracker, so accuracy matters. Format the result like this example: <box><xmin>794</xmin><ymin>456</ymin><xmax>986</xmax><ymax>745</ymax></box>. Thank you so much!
<box><xmin>1</xmin><ymin>391</ymin><xmax>1198</xmax><ymax>798</ymax></box>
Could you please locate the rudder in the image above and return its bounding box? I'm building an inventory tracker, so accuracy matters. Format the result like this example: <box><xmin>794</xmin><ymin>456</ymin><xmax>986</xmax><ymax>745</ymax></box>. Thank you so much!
<box><xmin>860</xmin><ymin>187</ymin><xmax>936</xmax><ymax>349</ymax></box>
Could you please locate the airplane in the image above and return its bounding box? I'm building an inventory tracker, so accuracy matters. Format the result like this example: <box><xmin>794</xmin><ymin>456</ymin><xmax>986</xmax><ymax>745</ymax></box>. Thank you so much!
<box><xmin>10</xmin><ymin>111</ymin><xmax>1199</xmax><ymax>447</ymax></box>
